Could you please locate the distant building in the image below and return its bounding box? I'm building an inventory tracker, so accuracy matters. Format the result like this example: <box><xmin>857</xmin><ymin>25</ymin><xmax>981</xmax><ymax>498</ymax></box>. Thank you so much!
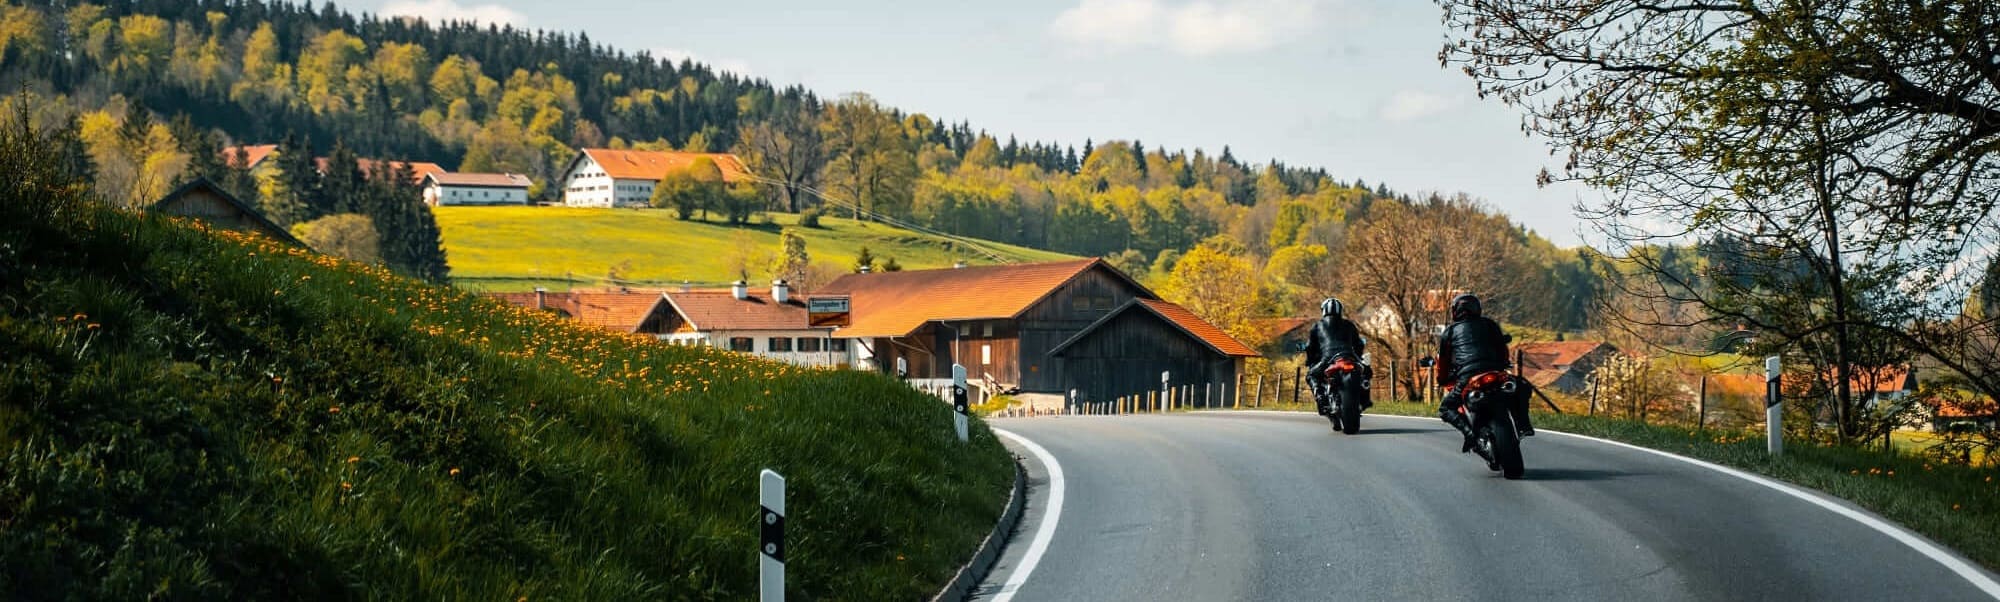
<box><xmin>150</xmin><ymin>178</ymin><xmax>303</xmax><ymax>246</ymax></box>
<box><xmin>559</xmin><ymin>148</ymin><xmax>752</xmax><ymax>208</ymax></box>
<box><xmin>1515</xmin><ymin>340</ymin><xmax>1623</xmax><ymax>395</ymax></box>
<box><xmin>819</xmin><ymin>258</ymin><xmax>1256</xmax><ymax>404</ymax></box>
<box><xmin>488</xmin><ymin>289</ymin><xmax>675</xmax><ymax>335</ymax></box>
<box><xmin>658</xmin><ymin>281</ymin><xmax>848</xmax><ymax>367</ymax></box>
<box><xmin>1249</xmin><ymin>317</ymin><xmax>1314</xmax><ymax>357</ymax></box>
<box><xmin>220</xmin><ymin>144</ymin><xmax>446</xmax><ymax>184</ymax></box>
<box><xmin>423</xmin><ymin>172</ymin><xmax>532</xmax><ymax>206</ymax></box>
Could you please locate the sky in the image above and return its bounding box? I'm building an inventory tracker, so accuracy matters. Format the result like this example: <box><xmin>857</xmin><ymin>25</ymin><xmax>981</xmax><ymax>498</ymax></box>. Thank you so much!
<box><xmin>376</xmin><ymin>0</ymin><xmax>1595</xmax><ymax>247</ymax></box>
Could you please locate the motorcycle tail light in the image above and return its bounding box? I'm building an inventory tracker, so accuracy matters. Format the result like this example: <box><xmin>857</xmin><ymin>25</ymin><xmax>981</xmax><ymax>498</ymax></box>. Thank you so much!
<box><xmin>1332</xmin><ymin>358</ymin><xmax>1357</xmax><ymax>372</ymax></box>
<box><xmin>1469</xmin><ymin>371</ymin><xmax>1507</xmax><ymax>391</ymax></box>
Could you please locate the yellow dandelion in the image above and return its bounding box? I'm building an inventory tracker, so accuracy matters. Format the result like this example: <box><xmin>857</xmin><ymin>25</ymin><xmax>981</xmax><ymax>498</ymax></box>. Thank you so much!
<box><xmin>449</xmin><ymin>467</ymin><xmax>462</xmax><ymax>476</ymax></box>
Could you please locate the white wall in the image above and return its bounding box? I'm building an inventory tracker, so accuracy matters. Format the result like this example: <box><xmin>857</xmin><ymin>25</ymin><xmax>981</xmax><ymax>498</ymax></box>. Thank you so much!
<box><xmin>660</xmin><ymin>329</ymin><xmax>855</xmax><ymax>368</ymax></box>
<box><xmin>562</xmin><ymin>156</ymin><xmax>657</xmax><ymax>207</ymax></box>
<box><xmin>428</xmin><ymin>184</ymin><xmax>529</xmax><ymax>206</ymax></box>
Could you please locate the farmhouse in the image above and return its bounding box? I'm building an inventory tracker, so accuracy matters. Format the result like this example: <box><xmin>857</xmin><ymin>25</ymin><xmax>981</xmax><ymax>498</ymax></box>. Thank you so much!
<box><xmin>559</xmin><ymin>148</ymin><xmax>753</xmax><ymax>207</ymax></box>
<box><xmin>818</xmin><ymin>259</ymin><xmax>1256</xmax><ymax>404</ymax></box>
<box><xmin>488</xmin><ymin>289</ymin><xmax>675</xmax><ymax>335</ymax></box>
<box><xmin>150</xmin><ymin>178</ymin><xmax>303</xmax><ymax>246</ymax></box>
<box><xmin>220</xmin><ymin>144</ymin><xmax>446</xmax><ymax>184</ymax></box>
<box><xmin>1249</xmin><ymin>316</ymin><xmax>1314</xmax><ymax>356</ymax></box>
<box><xmin>1516</xmin><ymin>340</ymin><xmax>1622</xmax><ymax>395</ymax></box>
<box><xmin>657</xmin><ymin>281</ymin><xmax>848</xmax><ymax>368</ymax></box>
<box><xmin>423</xmin><ymin>172</ymin><xmax>532</xmax><ymax>206</ymax></box>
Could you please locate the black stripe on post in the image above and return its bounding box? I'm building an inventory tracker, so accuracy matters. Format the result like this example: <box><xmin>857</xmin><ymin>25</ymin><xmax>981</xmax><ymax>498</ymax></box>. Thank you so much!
<box><xmin>761</xmin><ymin>505</ymin><xmax>785</xmax><ymax>563</ymax></box>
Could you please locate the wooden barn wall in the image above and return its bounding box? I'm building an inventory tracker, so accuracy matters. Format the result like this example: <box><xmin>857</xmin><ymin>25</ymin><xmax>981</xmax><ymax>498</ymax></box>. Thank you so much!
<box><xmin>1052</xmin><ymin>310</ymin><xmax>1238</xmax><ymax>405</ymax></box>
<box><xmin>1016</xmin><ymin>267</ymin><xmax>1150</xmax><ymax>391</ymax></box>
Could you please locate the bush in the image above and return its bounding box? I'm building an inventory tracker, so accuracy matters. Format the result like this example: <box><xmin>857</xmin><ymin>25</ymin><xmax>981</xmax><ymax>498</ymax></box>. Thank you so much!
<box><xmin>799</xmin><ymin>207</ymin><xmax>824</xmax><ymax>228</ymax></box>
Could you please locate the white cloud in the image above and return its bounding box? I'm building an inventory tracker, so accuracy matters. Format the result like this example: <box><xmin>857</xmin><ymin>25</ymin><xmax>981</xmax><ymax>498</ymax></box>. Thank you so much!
<box><xmin>1051</xmin><ymin>0</ymin><xmax>1330</xmax><ymax>56</ymax></box>
<box><xmin>1379</xmin><ymin>90</ymin><xmax>1462</xmax><ymax>122</ymax></box>
<box><xmin>652</xmin><ymin>48</ymin><xmax>755</xmax><ymax>78</ymax></box>
<box><xmin>380</xmin><ymin>0</ymin><xmax>524</xmax><ymax>27</ymax></box>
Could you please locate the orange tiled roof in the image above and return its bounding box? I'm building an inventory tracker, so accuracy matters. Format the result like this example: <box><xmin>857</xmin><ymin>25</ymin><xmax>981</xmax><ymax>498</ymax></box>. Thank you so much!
<box><xmin>1517</xmin><ymin>341</ymin><xmax>1614</xmax><ymax>371</ymax></box>
<box><xmin>221</xmin><ymin>144</ymin><xmax>279</xmax><ymax>169</ymax></box>
<box><xmin>577</xmin><ymin>148</ymin><xmax>752</xmax><ymax>182</ymax></box>
<box><xmin>1137</xmin><ymin>299</ymin><xmax>1260</xmax><ymax>357</ymax></box>
<box><xmin>429</xmin><ymin>172</ymin><xmax>532</xmax><ymax>188</ymax></box>
<box><xmin>317</xmin><ymin>157</ymin><xmax>448</xmax><ymax>184</ymax></box>
<box><xmin>817</xmin><ymin>259</ymin><xmax>1116</xmax><ymax>338</ymax></box>
<box><xmin>663</xmin><ymin>289</ymin><xmax>819</xmax><ymax>331</ymax></box>
<box><xmin>1938</xmin><ymin>398</ymin><xmax>1997</xmax><ymax>419</ymax></box>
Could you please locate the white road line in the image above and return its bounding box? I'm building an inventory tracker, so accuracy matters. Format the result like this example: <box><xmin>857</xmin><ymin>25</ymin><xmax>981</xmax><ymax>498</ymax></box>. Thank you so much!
<box><xmin>1340</xmin><ymin>412</ymin><xmax>2000</xmax><ymax>599</ymax></box>
<box><xmin>990</xmin><ymin>428</ymin><xmax>1065</xmax><ymax>602</ymax></box>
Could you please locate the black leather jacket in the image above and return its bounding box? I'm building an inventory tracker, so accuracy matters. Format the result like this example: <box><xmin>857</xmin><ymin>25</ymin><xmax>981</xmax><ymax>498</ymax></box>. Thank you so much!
<box><xmin>1305</xmin><ymin>316</ymin><xmax>1366</xmax><ymax>374</ymax></box>
<box><xmin>1435</xmin><ymin>316</ymin><xmax>1510</xmax><ymax>384</ymax></box>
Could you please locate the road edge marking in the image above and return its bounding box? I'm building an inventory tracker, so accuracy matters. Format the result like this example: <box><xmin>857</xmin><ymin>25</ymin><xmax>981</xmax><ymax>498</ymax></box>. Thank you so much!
<box><xmin>1313</xmin><ymin>412</ymin><xmax>2000</xmax><ymax>598</ymax></box>
<box><xmin>990</xmin><ymin>428</ymin><xmax>1065</xmax><ymax>602</ymax></box>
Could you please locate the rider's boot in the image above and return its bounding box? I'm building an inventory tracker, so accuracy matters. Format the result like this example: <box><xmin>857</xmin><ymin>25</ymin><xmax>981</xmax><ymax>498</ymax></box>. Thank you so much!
<box><xmin>1439</xmin><ymin>406</ymin><xmax>1477</xmax><ymax>453</ymax></box>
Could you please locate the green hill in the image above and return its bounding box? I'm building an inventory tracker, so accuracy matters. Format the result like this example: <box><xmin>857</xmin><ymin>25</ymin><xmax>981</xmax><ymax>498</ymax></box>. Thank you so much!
<box><xmin>436</xmin><ymin>207</ymin><xmax>1076</xmax><ymax>292</ymax></box>
<box><xmin>0</xmin><ymin>127</ymin><xmax>1012</xmax><ymax>599</ymax></box>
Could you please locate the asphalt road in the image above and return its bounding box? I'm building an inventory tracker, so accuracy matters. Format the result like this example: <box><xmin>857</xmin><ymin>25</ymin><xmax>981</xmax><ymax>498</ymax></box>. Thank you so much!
<box><xmin>973</xmin><ymin>412</ymin><xmax>2000</xmax><ymax>602</ymax></box>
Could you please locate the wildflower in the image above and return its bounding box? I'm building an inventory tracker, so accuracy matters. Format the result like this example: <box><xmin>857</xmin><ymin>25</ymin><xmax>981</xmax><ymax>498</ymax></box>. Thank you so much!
<box><xmin>346</xmin><ymin>456</ymin><xmax>360</xmax><ymax>464</ymax></box>
<box><xmin>329</xmin><ymin>406</ymin><xmax>341</xmax><ymax>414</ymax></box>
<box><xmin>86</xmin><ymin>323</ymin><xmax>100</xmax><ymax>329</ymax></box>
<box><xmin>449</xmin><ymin>468</ymin><xmax>462</xmax><ymax>476</ymax></box>
<box><xmin>341</xmin><ymin>482</ymin><xmax>353</xmax><ymax>491</ymax></box>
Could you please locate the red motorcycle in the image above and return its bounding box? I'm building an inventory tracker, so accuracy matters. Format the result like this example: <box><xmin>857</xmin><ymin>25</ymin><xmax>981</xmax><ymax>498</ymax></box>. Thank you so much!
<box><xmin>1456</xmin><ymin>370</ymin><xmax>1527</xmax><ymax>479</ymax></box>
<box><xmin>1315</xmin><ymin>354</ymin><xmax>1371</xmax><ymax>435</ymax></box>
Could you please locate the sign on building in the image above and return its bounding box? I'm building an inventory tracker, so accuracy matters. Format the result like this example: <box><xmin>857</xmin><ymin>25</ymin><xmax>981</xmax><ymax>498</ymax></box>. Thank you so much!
<box><xmin>807</xmin><ymin>296</ymin><xmax>852</xmax><ymax>327</ymax></box>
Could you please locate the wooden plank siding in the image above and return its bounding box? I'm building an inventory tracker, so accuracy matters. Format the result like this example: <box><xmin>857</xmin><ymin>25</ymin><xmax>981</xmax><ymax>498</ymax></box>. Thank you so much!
<box><xmin>1052</xmin><ymin>309</ymin><xmax>1242</xmax><ymax>405</ymax></box>
<box><xmin>1015</xmin><ymin>267</ymin><xmax>1150</xmax><ymax>391</ymax></box>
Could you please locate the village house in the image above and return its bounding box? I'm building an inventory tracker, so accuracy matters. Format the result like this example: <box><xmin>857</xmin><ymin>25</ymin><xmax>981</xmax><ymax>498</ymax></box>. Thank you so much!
<box><xmin>657</xmin><ymin>281</ymin><xmax>848</xmax><ymax>368</ymax></box>
<box><xmin>1250</xmin><ymin>317</ymin><xmax>1314</xmax><ymax>357</ymax></box>
<box><xmin>222</xmin><ymin>144</ymin><xmax>447</xmax><ymax>184</ymax></box>
<box><xmin>423</xmin><ymin>172</ymin><xmax>533</xmax><ymax>206</ymax></box>
<box><xmin>150</xmin><ymin>178</ymin><xmax>303</xmax><ymax>246</ymax></box>
<box><xmin>818</xmin><ymin>259</ymin><xmax>1257</xmax><ymax>405</ymax></box>
<box><xmin>559</xmin><ymin>148</ymin><xmax>753</xmax><ymax>207</ymax></box>
<box><xmin>485</xmin><ymin>283</ymin><xmax>847</xmax><ymax>366</ymax></box>
<box><xmin>1515</xmin><ymin>340</ymin><xmax>1623</xmax><ymax>395</ymax></box>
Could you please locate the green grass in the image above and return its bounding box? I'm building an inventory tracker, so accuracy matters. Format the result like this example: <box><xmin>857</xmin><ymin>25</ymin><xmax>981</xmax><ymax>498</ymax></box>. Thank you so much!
<box><xmin>1243</xmin><ymin>400</ymin><xmax>2000</xmax><ymax>572</ymax></box>
<box><xmin>435</xmin><ymin>206</ymin><xmax>1075</xmax><ymax>291</ymax></box>
<box><xmin>0</xmin><ymin>153</ymin><xmax>1015</xmax><ymax>597</ymax></box>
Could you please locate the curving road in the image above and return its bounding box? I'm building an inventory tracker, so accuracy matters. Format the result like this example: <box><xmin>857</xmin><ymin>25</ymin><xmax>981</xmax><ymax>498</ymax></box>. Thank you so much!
<box><xmin>973</xmin><ymin>412</ymin><xmax>2000</xmax><ymax>601</ymax></box>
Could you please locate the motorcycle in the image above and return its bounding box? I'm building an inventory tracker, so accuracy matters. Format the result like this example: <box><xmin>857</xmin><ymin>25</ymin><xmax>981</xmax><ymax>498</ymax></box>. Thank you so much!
<box><xmin>1455</xmin><ymin>369</ymin><xmax>1528</xmax><ymax>479</ymax></box>
<box><xmin>1313</xmin><ymin>354</ymin><xmax>1371</xmax><ymax>435</ymax></box>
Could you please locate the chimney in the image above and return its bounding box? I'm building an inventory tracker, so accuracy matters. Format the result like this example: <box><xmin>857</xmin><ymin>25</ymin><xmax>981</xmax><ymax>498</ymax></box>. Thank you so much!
<box><xmin>731</xmin><ymin>280</ymin><xmax>748</xmax><ymax>300</ymax></box>
<box><xmin>953</xmin><ymin>261</ymin><xmax>967</xmax><ymax>269</ymax></box>
<box><xmin>772</xmin><ymin>279</ymin><xmax>791</xmax><ymax>304</ymax></box>
<box><xmin>533</xmin><ymin>287</ymin><xmax>547</xmax><ymax>310</ymax></box>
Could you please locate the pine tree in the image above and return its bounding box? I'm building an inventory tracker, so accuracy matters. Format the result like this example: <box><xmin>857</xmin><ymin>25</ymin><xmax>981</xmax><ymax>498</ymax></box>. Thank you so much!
<box><xmin>853</xmin><ymin>245</ymin><xmax>877</xmax><ymax>273</ymax></box>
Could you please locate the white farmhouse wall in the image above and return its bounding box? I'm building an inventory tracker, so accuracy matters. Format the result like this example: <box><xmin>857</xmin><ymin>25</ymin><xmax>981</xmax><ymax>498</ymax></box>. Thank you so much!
<box><xmin>660</xmin><ymin>329</ymin><xmax>854</xmax><ymax>368</ymax></box>
<box><xmin>427</xmin><ymin>185</ymin><xmax>529</xmax><ymax>206</ymax></box>
<box><xmin>562</xmin><ymin>156</ymin><xmax>657</xmax><ymax>207</ymax></box>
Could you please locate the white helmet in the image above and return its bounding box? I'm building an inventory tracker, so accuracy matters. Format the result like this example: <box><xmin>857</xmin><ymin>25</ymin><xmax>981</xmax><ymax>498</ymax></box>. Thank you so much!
<box><xmin>1320</xmin><ymin>297</ymin><xmax>1344</xmax><ymax>318</ymax></box>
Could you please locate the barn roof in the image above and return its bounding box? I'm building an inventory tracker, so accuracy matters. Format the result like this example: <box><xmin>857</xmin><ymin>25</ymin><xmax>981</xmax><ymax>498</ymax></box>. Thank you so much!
<box><xmin>486</xmin><ymin>290</ymin><xmax>668</xmax><ymax>333</ymax></box>
<box><xmin>1048</xmin><ymin>298</ymin><xmax>1260</xmax><ymax>359</ymax></box>
<box><xmin>317</xmin><ymin>157</ymin><xmax>448</xmax><ymax>183</ymax></box>
<box><xmin>427</xmin><ymin>172</ymin><xmax>532</xmax><ymax>188</ymax></box>
<box><xmin>1249</xmin><ymin>317</ymin><xmax>1314</xmax><ymax>342</ymax></box>
<box><xmin>150</xmin><ymin>178</ymin><xmax>305</xmax><ymax>247</ymax></box>
<box><xmin>572</xmin><ymin>148</ymin><xmax>753</xmax><ymax>182</ymax></box>
<box><xmin>818</xmin><ymin>258</ymin><xmax>1146</xmax><ymax>338</ymax></box>
<box><xmin>221</xmin><ymin>144</ymin><xmax>279</xmax><ymax>169</ymax></box>
<box><xmin>662</xmin><ymin>289</ymin><xmax>820</xmax><ymax>332</ymax></box>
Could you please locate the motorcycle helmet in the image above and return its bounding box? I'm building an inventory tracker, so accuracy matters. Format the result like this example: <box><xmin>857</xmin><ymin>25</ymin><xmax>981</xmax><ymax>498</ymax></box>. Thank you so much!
<box><xmin>1450</xmin><ymin>293</ymin><xmax>1482</xmax><ymax>321</ymax></box>
<box><xmin>1320</xmin><ymin>297</ymin><xmax>1344</xmax><ymax>319</ymax></box>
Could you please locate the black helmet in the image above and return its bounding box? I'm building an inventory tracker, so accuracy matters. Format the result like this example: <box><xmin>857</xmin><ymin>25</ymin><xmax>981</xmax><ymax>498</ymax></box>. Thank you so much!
<box><xmin>1450</xmin><ymin>293</ymin><xmax>1481</xmax><ymax>321</ymax></box>
<box><xmin>1320</xmin><ymin>297</ymin><xmax>1344</xmax><ymax>318</ymax></box>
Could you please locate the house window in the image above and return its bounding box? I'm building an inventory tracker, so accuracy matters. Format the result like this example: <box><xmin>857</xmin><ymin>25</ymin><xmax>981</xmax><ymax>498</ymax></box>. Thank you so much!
<box><xmin>981</xmin><ymin>344</ymin><xmax>992</xmax><ymax>365</ymax></box>
<box><xmin>769</xmin><ymin>337</ymin><xmax>793</xmax><ymax>352</ymax></box>
<box><xmin>829</xmin><ymin>339</ymin><xmax>849</xmax><ymax>352</ymax></box>
<box><xmin>1093</xmin><ymin>296</ymin><xmax>1115</xmax><ymax>311</ymax></box>
<box><xmin>798</xmin><ymin>338</ymin><xmax>822</xmax><ymax>352</ymax></box>
<box><xmin>981</xmin><ymin>323</ymin><xmax>994</xmax><ymax>337</ymax></box>
<box><xmin>1071</xmin><ymin>297</ymin><xmax>1090</xmax><ymax>312</ymax></box>
<box><xmin>729</xmin><ymin>337</ymin><xmax>754</xmax><ymax>352</ymax></box>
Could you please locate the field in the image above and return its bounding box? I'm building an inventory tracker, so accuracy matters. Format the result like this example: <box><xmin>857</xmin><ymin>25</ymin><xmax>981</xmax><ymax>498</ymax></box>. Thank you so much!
<box><xmin>435</xmin><ymin>206</ymin><xmax>1075</xmax><ymax>291</ymax></box>
<box><xmin>0</xmin><ymin>139</ymin><xmax>1016</xmax><ymax>599</ymax></box>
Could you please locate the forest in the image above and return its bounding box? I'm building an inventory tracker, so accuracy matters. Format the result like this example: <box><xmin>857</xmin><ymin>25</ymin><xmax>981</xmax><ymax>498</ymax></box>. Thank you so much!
<box><xmin>0</xmin><ymin>0</ymin><xmax>1605</xmax><ymax>374</ymax></box>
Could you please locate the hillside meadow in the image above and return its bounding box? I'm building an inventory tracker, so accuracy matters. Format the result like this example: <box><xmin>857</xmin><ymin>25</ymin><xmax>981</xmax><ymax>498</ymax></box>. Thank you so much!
<box><xmin>0</xmin><ymin>126</ymin><xmax>1015</xmax><ymax>599</ymax></box>
<box><xmin>435</xmin><ymin>206</ymin><xmax>1074</xmax><ymax>291</ymax></box>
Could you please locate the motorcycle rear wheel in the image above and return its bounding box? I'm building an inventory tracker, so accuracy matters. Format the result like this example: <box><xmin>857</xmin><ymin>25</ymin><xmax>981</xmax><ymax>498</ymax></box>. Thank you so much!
<box><xmin>1489</xmin><ymin>412</ymin><xmax>1526</xmax><ymax>479</ymax></box>
<box><xmin>1339</xmin><ymin>381</ymin><xmax>1362</xmax><ymax>435</ymax></box>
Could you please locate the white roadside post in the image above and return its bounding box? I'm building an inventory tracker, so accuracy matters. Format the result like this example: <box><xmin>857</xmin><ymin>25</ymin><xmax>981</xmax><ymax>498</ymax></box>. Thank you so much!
<box><xmin>953</xmin><ymin>364</ymin><xmax>970</xmax><ymax>442</ymax></box>
<box><xmin>1161</xmin><ymin>371</ymin><xmax>1171</xmax><ymax>412</ymax></box>
<box><xmin>896</xmin><ymin>357</ymin><xmax>908</xmax><ymax>381</ymax></box>
<box><xmin>1766</xmin><ymin>356</ymin><xmax>1783</xmax><ymax>457</ymax></box>
<box><xmin>760</xmin><ymin>469</ymin><xmax>785</xmax><ymax>602</ymax></box>
<box><xmin>1070</xmin><ymin>389</ymin><xmax>1078</xmax><ymax>415</ymax></box>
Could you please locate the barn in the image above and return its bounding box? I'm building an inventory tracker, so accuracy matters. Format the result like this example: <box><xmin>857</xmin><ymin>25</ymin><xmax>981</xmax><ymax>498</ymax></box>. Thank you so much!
<box><xmin>150</xmin><ymin>178</ymin><xmax>303</xmax><ymax>246</ymax></box>
<box><xmin>818</xmin><ymin>259</ymin><xmax>1256</xmax><ymax>405</ymax></box>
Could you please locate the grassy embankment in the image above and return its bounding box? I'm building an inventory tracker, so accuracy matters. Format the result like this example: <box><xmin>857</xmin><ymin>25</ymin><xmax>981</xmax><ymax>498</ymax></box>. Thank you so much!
<box><xmin>436</xmin><ymin>206</ymin><xmax>1075</xmax><ymax>292</ymax></box>
<box><xmin>0</xmin><ymin>151</ymin><xmax>1015</xmax><ymax>598</ymax></box>
<box><xmin>1242</xmin><ymin>398</ymin><xmax>1999</xmax><ymax>572</ymax></box>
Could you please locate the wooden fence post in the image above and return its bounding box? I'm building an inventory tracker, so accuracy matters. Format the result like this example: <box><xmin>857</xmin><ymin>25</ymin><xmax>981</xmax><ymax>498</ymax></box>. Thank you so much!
<box><xmin>1254</xmin><ymin>374</ymin><xmax>1265</xmax><ymax>407</ymax></box>
<box><xmin>1588</xmin><ymin>378</ymin><xmax>1599</xmax><ymax>416</ymax></box>
<box><xmin>1389</xmin><ymin>360</ymin><xmax>1398</xmax><ymax>401</ymax></box>
<box><xmin>1697</xmin><ymin>376</ymin><xmax>1708</xmax><ymax>430</ymax></box>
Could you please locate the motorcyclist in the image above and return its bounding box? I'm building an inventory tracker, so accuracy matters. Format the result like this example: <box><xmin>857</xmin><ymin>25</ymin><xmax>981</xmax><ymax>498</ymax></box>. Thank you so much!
<box><xmin>1304</xmin><ymin>297</ymin><xmax>1369</xmax><ymax>416</ymax></box>
<box><xmin>1434</xmin><ymin>293</ymin><xmax>1533</xmax><ymax>454</ymax></box>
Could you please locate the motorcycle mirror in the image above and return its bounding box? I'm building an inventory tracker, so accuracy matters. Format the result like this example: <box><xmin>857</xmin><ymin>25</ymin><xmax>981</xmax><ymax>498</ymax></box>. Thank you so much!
<box><xmin>1417</xmin><ymin>357</ymin><xmax>1435</xmax><ymax>368</ymax></box>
